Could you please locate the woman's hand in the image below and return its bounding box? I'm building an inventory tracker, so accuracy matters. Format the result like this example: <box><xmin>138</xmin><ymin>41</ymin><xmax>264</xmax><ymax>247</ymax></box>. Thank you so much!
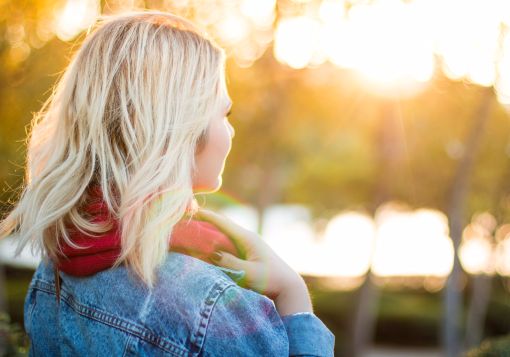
<box><xmin>196</xmin><ymin>209</ymin><xmax>313</xmax><ymax>316</ymax></box>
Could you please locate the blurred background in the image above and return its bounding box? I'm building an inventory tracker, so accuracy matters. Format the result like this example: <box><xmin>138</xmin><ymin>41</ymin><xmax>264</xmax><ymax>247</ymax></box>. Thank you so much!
<box><xmin>1</xmin><ymin>0</ymin><xmax>510</xmax><ymax>356</ymax></box>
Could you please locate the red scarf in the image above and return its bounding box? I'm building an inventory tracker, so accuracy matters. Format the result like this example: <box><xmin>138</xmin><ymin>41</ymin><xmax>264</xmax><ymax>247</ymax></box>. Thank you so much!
<box><xmin>55</xmin><ymin>191</ymin><xmax>239</xmax><ymax>276</ymax></box>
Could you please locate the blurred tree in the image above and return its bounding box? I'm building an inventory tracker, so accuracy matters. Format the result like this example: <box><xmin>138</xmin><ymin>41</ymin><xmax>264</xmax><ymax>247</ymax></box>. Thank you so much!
<box><xmin>443</xmin><ymin>87</ymin><xmax>494</xmax><ymax>357</ymax></box>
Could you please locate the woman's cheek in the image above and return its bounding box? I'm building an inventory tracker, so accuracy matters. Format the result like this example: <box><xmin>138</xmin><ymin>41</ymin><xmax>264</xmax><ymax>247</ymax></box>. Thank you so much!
<box><xmin>221</xmin><ymin>122</ymin><xmax>233</xmax><ymax>155</ymax></box>
<box><xmin>211</xmin><ymin>123</ymin><xmax>231</xmax><ymax>159</ymax></box>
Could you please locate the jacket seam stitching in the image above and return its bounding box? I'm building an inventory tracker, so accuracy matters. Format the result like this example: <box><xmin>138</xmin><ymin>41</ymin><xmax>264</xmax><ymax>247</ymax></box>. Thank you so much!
<box><xmin>122</xmin><ymin>334</ymin><xmax>132</xmax><ymax>357</ymax></box>
<box><xmin>189</xmin><ymin>278</ymin><xmax>234</xmax><ymax>355</ymax></box>
<box><xmin>31</xmin><ymin>279</ymin><xmax>188</xmax><ymax>356</ymax></box>
<box><xmin>24</xmin><ymin>287</ymin><xmax>37</xmax><ymax>335</ymax></box>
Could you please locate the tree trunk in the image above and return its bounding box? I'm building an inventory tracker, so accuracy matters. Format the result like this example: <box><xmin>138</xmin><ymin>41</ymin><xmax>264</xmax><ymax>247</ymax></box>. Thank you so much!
<box><xmin>255</xmin><ymin>164</ymin><xmax>285</xmax><ymax>234</ymax></box>
<box><xmin>348</xmin><ymin>273</ymin><xmax>380</xmax><ymax>357</ymax></box>
<box><xmin>443</xmin><ymin>87</ymin><xmax>493</xmax><ymax>357</ymax></box>
<box><xmin>465</xmin><ymin>274</ymin><xmax>492</xmax><ymax>349</ymax></box>
<box><xmin>348</xmin><ymin>100</ymin><xmax>404</xmax><ymax>356</ymax></box>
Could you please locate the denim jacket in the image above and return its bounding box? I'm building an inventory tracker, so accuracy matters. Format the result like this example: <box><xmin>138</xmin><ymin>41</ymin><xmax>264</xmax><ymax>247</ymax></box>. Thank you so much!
<box><xmin>24</xmin><ymin>252</ymin><xmax>335</xmax><ymax>356</ymax></box>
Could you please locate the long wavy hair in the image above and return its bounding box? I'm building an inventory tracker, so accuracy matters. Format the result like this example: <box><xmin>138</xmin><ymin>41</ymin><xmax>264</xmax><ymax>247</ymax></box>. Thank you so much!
<box><xmin>0</xmin><ymin>11</ymin><xmax>227</xmax><ymax>288</ymax></box>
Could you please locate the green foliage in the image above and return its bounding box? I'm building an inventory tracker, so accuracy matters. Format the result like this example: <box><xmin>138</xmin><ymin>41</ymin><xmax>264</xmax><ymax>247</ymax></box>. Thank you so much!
<box><xmin>467</xmin><ymin>335</ymin><xmax>510</xmax><ymax>357</ymax></box>
<box><xmin>0</xmin><ymin>311</ymin><xmax>29</xmax><ymax>357</ymax></box>
<box><xmin>485</xmin><ymin>293</ymin><xmax>510</xmax><ymax>336</ymax></box>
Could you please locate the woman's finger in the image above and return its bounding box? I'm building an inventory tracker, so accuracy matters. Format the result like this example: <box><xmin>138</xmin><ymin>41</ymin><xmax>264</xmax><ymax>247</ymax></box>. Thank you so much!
<box><xmin>211</xmin><ymin>250</ymin><xmax>248</xmax><ymax>272</ymax></box>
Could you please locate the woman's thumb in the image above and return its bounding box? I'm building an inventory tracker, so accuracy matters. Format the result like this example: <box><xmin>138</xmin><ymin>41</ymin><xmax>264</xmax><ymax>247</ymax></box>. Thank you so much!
<box><xmin>211</xmin><ymin>251</ymin><xmax>246</xmax><ymax>271</ymax></box>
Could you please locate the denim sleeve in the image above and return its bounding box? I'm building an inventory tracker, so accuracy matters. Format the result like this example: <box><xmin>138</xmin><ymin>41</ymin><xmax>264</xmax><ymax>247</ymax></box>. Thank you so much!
<box><xmin>202</xmin><ymin>284</ymin><xmax>335</xmax><ymax>356</ymax></box>
<box><xmin>281</xmin><ymin>312</ymin><xmax>335</xmax><ymax>357</ymax></box>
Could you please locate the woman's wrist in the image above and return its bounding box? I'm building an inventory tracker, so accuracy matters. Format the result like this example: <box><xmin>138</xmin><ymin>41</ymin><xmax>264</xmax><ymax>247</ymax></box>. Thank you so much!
<box><xmin>274</xmin><ymin>276</ymin><xmax>313</xmax><ymax>316</ymax></box>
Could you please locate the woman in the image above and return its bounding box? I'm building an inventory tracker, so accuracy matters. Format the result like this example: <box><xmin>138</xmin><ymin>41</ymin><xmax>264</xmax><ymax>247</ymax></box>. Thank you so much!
<box><xmin>0</xmin><ymin>11</ymin><xmax>335</xmax><ymax>356</ymax></box>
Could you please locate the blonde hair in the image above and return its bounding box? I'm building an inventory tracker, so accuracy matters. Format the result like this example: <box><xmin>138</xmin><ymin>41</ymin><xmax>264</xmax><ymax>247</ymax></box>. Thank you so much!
<box><xmin>0</xmin><ymin>11</ymin><xmax>227</xmax><ymax>288</ymax></box>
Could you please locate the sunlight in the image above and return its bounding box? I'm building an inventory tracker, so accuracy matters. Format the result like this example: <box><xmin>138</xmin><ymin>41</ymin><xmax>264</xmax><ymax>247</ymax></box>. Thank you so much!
<box><xmin>261</xmin><ymin>205</ymin><xmax>319</xmax><ymax>275</ymax></box>
<box><xmin>371</xmin><ymin>207</ymin><xmax>454</xmax><ymax>277</ymax></box>
<box><xmin>318</xmin><ymin>0</ymin><xmax>346</xmax><ymax>24</ymax></box>
<box><xmin>214</xmin><ymin>11</ymin><xmax>250</xmax><ymax>45</ymax></box>
<box><xmin>495</xmin><ymin>224</ymin><xmax>510</xmax><ymax>276</ymax></box>
<box><xmin>496</xmin><ymin>237</ymin><xmax>510</xmax><ymax>276</ymax></box>
<box><xmin>219</xmin><ymin>205</ymin><xmax>259</xmax><ymax>233</ymax></box>
<box><xmin>495</xmin><ymin>32</ymin><xmax>510</xmax><ymax>105</ymax></box>
<box><xmin>259</xmin><ymin>204</ymin><xmax>456</xmax><ymax>280</ymax></box>
<box><xmin>261</xmin><ymin>207</ymin><xmax>377</xmax><ymax>278</ymax></box>
<box><xmin>55</xmin><ymin>0</ymin><xmax>100</xmax><ymax>41</ymax></box>
<box><xmin>48</xmin><ymin>0</ymin><xmax>510</xmax><ymax>105</ymax></box>
<box><xmin>320</xmin><ymin>212</ymin><xmax>376</xmax><ymax>277</ymax></box>
<box><xmin>497</xmin><ymin>0</ymin><xmax>510</xmax><ymax>27</ymax></box>
<box><xmin>269</xmin><ymin>0</ymin><xmax>510</xmax><ymax>104</ymax></box>
<box><xmin>274</xmin><ymin>16</ymin><xmax>322</xmax><ymax>69</ymax></box>
<box><xmin>36</xmin><ymin>0</ymin><xmax>510</xmax><ymax>107</ymax></box>
<box><xmin>275</xmin><ymin>0</ymin><xmax>440</xmax><ymax>85</ymax></box>
<box><xmin>459</xmin><ymin>213</ymin><xmax>498</xmax><ymax>275</ymax></box>
<box><xmin>321</xmin><ymin>20</ymin><xmax>356</xmax><ymax>69</ymax></box>
<box><xmin>437</xmin><ymin>0</ymin><xmax>500</xmax><ymax>87</ymax></box>
<box><xmin>240</xmin><ymin>0</ymin><xmax>276</xmax><ymax>28</ymax></box>
<box><xmin>210</xmin><ymin>1</ymin><xmax>275</xmax><ymax>66</ymax></box>
<box><xmin>346</xmin><ymin>0</ymin><xmax>435</xmax><ymax>92</ymax></box>
<box><xmin>459</xmin><ymin>223</ymin><xmax>495</xmax><ymax>275</ymax></box>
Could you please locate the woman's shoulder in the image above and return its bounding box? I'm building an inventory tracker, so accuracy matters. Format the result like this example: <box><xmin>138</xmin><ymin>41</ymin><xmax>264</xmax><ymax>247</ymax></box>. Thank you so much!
<box><xmin>27</xmin><ymin>253</ymin><xmax>280</xmax><ymax>355</ymax></box>
<box><xmin>37</xmin><ymin>252</ymin><xmax>252</xmax><ymax>312</ymax></box>
<box><xmin>157</xmin><ymin>251</ymin><xmax>246</xmax><ymax>291</ymax></box>
<box><xmin>27</xmin><ymin>255</ymin><xmax>334</xmax><ymax>356</ymax></box>
<box><xmin>31</xmin><ymin>252</ymin><xmax>245</xmax><ymax>320</ymax></box>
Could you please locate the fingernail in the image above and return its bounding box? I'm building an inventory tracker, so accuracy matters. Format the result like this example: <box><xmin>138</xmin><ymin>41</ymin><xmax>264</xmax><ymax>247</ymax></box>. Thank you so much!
<box><xmin>211</xmin><ymin>251</ymin><xmax>222</xmax><ymax>262</ymax></box>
